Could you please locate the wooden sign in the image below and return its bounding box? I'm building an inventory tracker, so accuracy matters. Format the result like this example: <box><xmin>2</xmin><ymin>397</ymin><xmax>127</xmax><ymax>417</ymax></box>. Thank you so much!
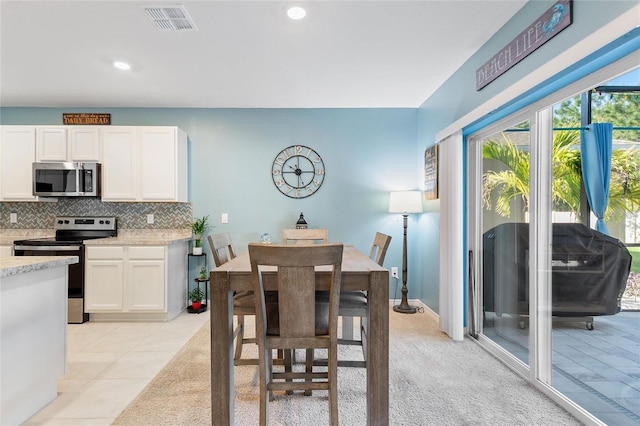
<box><xmin>424</xmin><ymin>145</ymin><xmax>439</xmax><ymax>200</ymax></box>
<box><xmin>62</xmin><ymin>113</ymin><xmax>111</xmax><ymax>125</ymax></box>
<box><xmin>476</xmin><ymin>0</ymin><xmax>572</xmax><ymax>91</ymax></box>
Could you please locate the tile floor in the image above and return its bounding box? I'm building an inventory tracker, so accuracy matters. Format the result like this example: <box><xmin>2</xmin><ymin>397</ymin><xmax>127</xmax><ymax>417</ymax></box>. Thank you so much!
<box><xmin>23</xmin><ymin>310</ymin><xmax>210</xmax><ymax>425</ymax></box>
<box><xmin>485</xmin><ymin>311</ymin><xmax>640</xmax><ymax>425</ymax></box>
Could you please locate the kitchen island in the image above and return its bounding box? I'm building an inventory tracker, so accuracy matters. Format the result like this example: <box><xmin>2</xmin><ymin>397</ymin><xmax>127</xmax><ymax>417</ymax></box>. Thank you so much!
<box><xmin>0</xmin><ymin>255</ymin><xmax>78</xmax><ymax>426</ymax></box>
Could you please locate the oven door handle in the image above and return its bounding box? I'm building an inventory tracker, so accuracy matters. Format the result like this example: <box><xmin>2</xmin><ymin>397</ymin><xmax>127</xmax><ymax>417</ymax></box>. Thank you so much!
<box><xmin>14</xmin><ymin>245</ymin><xmax>82</xmax><ymax>251</ymax></box>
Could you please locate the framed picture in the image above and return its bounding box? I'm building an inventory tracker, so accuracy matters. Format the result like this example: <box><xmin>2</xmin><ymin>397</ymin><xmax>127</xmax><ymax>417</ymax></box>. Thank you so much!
<box><xmin>424</xmin><ymin>145</ymin><xmax>438</xmax><ymax>200</ymax></box>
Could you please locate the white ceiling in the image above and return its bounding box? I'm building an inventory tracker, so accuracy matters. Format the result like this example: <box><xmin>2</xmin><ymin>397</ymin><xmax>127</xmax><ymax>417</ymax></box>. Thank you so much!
<box><xmin>0</xmin><ymin>0</ymin><xmax>527</xmax><ymax>109</ymax></box>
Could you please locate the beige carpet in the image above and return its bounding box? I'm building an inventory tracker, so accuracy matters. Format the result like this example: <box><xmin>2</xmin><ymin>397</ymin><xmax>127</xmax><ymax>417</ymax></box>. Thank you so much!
<box><xmin>113</xmin><ymin>308</ymin><xmax>582</xmax><ymax>425</ymax></box>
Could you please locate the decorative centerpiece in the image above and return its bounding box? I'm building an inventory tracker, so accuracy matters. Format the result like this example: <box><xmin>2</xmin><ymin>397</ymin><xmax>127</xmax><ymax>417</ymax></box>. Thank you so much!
<box><xmin>260</xmin><ymin>233</ymin><xmax>272</xmax><ymax>244</ymax></box>
<box><xmin>191</xmin><ymin>215</ymin><xmax>209</xmax><ymax>255</ymax></box>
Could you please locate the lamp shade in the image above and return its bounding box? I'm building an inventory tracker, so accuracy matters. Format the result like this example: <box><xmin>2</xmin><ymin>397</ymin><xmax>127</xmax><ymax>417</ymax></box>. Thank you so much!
<box><xmin>388</xmin><ymin>191</ymin><xmax>423</xmax><ymax>214</ymax></box>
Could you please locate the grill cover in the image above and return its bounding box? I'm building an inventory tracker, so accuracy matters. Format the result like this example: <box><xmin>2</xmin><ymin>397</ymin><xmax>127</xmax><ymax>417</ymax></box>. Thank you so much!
<box><xmin>483</xmin><ymin>223</ymin><xmax>631</xmax><ymax>317</ymax></box>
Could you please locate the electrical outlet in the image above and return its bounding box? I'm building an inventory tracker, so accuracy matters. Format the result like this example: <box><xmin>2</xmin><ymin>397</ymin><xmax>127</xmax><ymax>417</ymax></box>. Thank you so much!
<box><xmin>147</xmin><ymin>214</ymin><xmax>154</xmax><ymax>224</ymax></box>
<box><xmin>10</xmin><ymin>213</ymin><xmax>17</xmax><ymax>223</ymax></box>
<box><xmin>391</xmin><ymin>267</ymin><xmax>399</xmax><ymax>278</ymax></box>
<box><xmin>221</xmin><ymin>213</ymin><xmax>228</xmax><ymax>224</ymax></box>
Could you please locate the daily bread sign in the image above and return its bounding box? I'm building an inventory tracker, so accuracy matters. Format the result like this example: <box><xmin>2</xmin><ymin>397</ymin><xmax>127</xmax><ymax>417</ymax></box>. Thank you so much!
<box><xmin>476</xmin><ymin>0</ymin><xmax>572</xmax><ymax>91</ymax></box>
<box><xmin>62</xmin><ymin>113</ymin><xmax>111</xmax><ymax>125</ymax></box>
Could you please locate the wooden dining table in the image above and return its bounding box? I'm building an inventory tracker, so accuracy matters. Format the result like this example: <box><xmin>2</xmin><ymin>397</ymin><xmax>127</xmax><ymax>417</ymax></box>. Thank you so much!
<box><xmin>209</xmin><ymin>244</ymin><xmax>389</xmax><ymax>425</ymax></box>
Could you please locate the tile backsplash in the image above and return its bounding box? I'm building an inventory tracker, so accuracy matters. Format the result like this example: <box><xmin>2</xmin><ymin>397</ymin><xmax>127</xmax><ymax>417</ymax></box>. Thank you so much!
<box><xmin>0</xmin><ymin>199</ymin><xmax>192</xmax><ymax>230</ymax></box>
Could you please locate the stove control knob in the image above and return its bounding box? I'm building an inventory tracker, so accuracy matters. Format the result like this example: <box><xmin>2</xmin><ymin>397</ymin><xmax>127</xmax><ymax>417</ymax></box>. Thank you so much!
<box><xmin>105</xmin><ymin>220</ymin><xmax>111</xmax><ymax>224</ymax></box>
<box><xmin>57</xmin><ymin>220</ymin><xmax>63</xmax><ymax>224</ymax></box>
<box><xmin>64</xmin><ymin>220</ymin><xmax>70</xmax><ymax>224</ymax></box>
<box><xmin>99</xmin><ymin>220</ymin><xmax>104</xmax><ymax>224</ymax></box>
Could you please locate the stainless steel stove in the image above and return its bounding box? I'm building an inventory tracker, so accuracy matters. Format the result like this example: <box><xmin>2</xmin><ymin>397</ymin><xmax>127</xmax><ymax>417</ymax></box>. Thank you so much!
<box><xmin>13</xmin><ymin>216</ymin><xmax>117</xmax><ymax>323</ymax></box>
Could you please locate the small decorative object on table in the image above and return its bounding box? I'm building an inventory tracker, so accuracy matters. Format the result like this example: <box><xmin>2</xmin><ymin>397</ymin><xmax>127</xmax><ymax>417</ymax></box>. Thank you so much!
<box><xmin>191</xmin><ymin>215</ymin><xmax>209</xmax><ymax>255</ymax></box>
<box><xmin>295</xmin><ymin>212</ymin><xmax>308</xmax><ymax>229</ymax></box>
<box><xmin>260</xmin><ymin>233</ymin><xmax>272</xmax><ymax>244</ymax></box>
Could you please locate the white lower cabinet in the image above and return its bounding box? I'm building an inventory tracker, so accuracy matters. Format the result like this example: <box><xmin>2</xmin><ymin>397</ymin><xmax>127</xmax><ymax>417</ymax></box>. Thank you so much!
<box><xmin>86</xmin><ymin>242</ymin><xmax>187</xmax><ymax>321</ymax></box>
<box><xmin>85</xmin><ymin>246</ymin><xmax>124</xmax><ymax>311</ymax></box>
<box><xmin>127</xmin><ymin>246</ymin><xmax>165</xmax><ymax>311</ymax></box>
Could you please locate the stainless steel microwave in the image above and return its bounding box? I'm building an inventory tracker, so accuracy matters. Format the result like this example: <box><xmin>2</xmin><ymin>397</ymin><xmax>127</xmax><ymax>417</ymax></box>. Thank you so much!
<box><xmin>33</xmin><ymin>162</ymin><xmax>101</xmax><ymax>197</ymax></box>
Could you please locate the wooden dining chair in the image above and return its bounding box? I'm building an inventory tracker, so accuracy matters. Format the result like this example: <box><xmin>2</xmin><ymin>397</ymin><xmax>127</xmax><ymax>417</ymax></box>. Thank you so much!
<box><xmin>281</xmin><ymin>228</ymin><xmax>328</xmax><ymax>245</ymax></box>
<box><xmin>317</xmin><ymin>232</ymin><xmax>391</xmax><ymax>368</ymax></box>
<box><xmin>208</xmin><ymin>233</ymin><xmax>286</xmax><ymax>367</ymax></box>
<box><xmin>208</xmin><ymin>233</ymin><xmax>257</xmax><ymax>366</ymax></box>
<box><xmin>249</xmin><ymin>243</ymin><xmax>343</xmax><ymax>426</ymax></box>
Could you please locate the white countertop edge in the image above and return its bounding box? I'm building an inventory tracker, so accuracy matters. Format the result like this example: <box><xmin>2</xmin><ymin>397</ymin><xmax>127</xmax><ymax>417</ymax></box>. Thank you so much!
<box><xmin>0</xmin><ymin>256</ymin><xmax>79</xmax><ymax>278</ymax></box>
<box><xmin>83</xmin><ymin>236</ymin><xmax>192</xmax><ymax>246</ymax></box>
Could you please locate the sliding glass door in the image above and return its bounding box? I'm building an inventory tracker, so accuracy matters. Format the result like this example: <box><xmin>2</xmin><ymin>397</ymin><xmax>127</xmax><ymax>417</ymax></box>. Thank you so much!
<box><xmin>467</xmin><ymin>64</ymin><xmax>640</xmax><ymax>425</ymax></box>
<box><xmin>468</xmin><ymin>117</ymin><xmax>532</xmax><ymax>367</ymax></box>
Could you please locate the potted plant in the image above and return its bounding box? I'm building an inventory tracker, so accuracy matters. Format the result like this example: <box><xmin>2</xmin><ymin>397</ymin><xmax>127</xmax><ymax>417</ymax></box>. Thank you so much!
<box><xmin>199</xmin><ymin>266</ymin><xmax>208</xmax><ymax>280</ymax></box>
<box><xmin>191</xmin><ymin>215</ymin><xmax>209</xmax><ymax>255</ymax></box>
<box><xmin>189</xmin><ymin>287</ymin><xmax>205</xmax><ymax>311</ymax></box>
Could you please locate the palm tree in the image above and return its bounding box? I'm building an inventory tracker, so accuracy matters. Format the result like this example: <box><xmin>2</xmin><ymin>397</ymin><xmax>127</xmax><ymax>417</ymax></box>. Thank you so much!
<box><xmin>482</xmin><ymin>129</ymin><xmax>640</xmax><ymax>222</ymax></box>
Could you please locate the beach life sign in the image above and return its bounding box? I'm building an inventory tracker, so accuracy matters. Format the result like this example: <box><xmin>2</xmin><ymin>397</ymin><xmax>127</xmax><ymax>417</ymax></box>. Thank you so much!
<box><xmin>476</xmin><ymin>0</ymin><xmax>572</xmax><ymax>91</ymax></box>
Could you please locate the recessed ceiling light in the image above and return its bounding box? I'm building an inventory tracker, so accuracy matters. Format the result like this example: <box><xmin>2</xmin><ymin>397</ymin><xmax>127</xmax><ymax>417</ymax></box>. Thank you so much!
<box><xmin>287</xmin><ymin>6</ymin><xmax>306</xmax><ymax>20</ymax></box>
<box><xmin>113</xmin><ymin>61</ymin><xmax>131</xmax><ymax>70</ymax></box>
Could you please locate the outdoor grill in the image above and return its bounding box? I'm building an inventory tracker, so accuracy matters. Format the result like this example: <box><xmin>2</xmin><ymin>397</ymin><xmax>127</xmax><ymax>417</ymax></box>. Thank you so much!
<box><xmin>483</xmin><ymin>222</ymin><xmax>632</xmax><ymax>328</ymax></box>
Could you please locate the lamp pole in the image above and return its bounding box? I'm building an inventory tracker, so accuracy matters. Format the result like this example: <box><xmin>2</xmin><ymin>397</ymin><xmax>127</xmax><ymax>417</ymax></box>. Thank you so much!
<box><xmin>393</xmin><ymin>212</ymin><xmax>417</xmax><ymax>314</ymax></box>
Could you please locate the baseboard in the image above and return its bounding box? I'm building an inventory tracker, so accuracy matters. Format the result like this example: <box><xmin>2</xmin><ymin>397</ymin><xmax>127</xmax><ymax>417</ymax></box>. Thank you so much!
<box><xmin>89</xmin><ymin>312</ymin><xmax>174</xmax><ymax>322</ymax></box>
<box><xmin>388</xmin><ymin>299</ymin><xmax>439</xmax><ymax>322</ymax></box>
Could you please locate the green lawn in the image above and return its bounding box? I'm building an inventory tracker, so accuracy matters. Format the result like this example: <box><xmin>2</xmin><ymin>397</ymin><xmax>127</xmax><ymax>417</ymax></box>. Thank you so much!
<box><xmin>628</xmin><ymin>246</ymin><xmax>640</xmax><ymax>273</ymax></box>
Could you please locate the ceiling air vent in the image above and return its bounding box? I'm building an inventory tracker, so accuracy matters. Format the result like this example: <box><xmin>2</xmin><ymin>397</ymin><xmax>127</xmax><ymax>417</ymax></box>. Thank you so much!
<box><xmin>139</xmin><ymin>4</ymin><xmax>198</xmax><ymax>31</ymax></box>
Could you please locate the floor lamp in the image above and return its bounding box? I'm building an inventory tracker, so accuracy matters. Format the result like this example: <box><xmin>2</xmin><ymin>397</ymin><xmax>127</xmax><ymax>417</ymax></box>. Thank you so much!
<box><xmin>389</xmin><ymin>191</ymin><xmax>423</xmax><ymax>314</ymax></box>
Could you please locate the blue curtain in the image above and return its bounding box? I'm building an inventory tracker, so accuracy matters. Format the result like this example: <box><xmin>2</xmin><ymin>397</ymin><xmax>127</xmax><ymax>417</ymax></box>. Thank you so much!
<box><xmin>580</xmin><ymin>123</ymin><xmax>613</xmax><ymax>234</ymax></box>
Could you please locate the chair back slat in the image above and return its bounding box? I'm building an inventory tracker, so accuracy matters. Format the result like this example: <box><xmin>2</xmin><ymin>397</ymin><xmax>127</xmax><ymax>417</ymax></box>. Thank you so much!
<box><xmin>369</xmin><ymin>232</ymin><xmax>392</xmax><ymax>266</ymax></box>
<box><xmin>282</xmin><ymin>228</ymin><xmax>328</xmax><ymax>245</ymax></box>
<box><xmin>208</xmin><ymin>233</ymin><xmax>236</xmax><ymax>267</ymax></box>
<box><xmin>278</xmin><ymin>266</ymin><xmax>316</xmax><ymax>338</ymax></box>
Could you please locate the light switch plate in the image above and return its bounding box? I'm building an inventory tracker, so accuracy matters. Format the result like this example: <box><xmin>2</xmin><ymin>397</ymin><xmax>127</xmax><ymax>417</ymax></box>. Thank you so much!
<box><xmin>10</xmin><ymin>213</ymin><xmax>17</xmax><ymax>223</ymax></box>
<box><xmin>221</xmin><ymin>213</ymin><xmax>228</xmax><ymax>224</ymax></box>
<box><xmin>147</xmin><ymin>214</ymin><xmax>154</xmax><ymax>224</ymax></box>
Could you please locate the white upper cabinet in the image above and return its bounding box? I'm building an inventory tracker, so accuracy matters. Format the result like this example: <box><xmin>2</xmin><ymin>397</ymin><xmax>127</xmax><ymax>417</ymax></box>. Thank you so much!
<box><xmin>36</xmin><ymin>126</ymin><xmax>101</xmax><ymax>162</ymax></box>
<box><xmin>36</xmin><ymin>127</ymin><xmax>67</xmax><ymax>161</ymax></box>
<box><xmin>102</xmin><ymin>126</ymin><xmax>188</xmax><ymax>202</ymax></box>
<box><xmin>140</xmin><ymin>127</ymin><xmax>188</xmax><ymax>201</ymax></box>
<box><xmin>101</xmin><ymin>127</ymin><xmax>138</xmax><ymax>201</ymax></box>
<box><xmin>69</xmin><ymin>127</ymin><xmax>101</xmax><ymax>161</ymax></box>
<box><xmin>1</xmin><ymin>124</ymin><xmax>187</xmax><ymax>203</ymax></box>
<box><xmin>0</xmin><ymin>126</ymin><xmax>37</xmax><ymax>201</ymax></box>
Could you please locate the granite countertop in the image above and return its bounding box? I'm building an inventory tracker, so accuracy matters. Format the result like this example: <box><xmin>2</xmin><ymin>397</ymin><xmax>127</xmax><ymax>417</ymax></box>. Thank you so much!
<box><xmin>0</xmin><ymin>256</ymin><xmax>79</xmax><ymax>278</ymax></box>
<box><xmin>0</xmin><ymin>229</ymin><xmax>55</xmax><ymax>246</ymax></box>
<box><xmin>83</xmin><ymin>229</ymin><xmax>192</xmax><ymax>246</ymax></box>
<box><xmin>1</xmin><ymin>229</ymin><xmax>192</xmax><ymax>246</ymax></box>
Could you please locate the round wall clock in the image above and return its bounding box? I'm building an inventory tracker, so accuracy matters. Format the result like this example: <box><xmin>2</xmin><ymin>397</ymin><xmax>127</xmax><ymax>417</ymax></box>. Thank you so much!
<box><xmin>271</xmin><ymin>145</ymin><xmax>325</xmax><ymax>198</ymax></box>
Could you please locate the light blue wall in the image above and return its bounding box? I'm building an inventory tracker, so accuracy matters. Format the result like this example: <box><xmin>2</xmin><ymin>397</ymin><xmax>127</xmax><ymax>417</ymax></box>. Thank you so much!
<box><xmin>3</xmin><ymin>0</ymin><xmax>636</xmax><ymax>310</ymax></box>
<box><xmin>416</xmin><ymin>0</ymin><xmax>639</xmax><ymax>312</ymax></box>
<box><xmin>0</xmin><ymin>107</ymin><xmax>423</xmax><ymax>298</ymax></box>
